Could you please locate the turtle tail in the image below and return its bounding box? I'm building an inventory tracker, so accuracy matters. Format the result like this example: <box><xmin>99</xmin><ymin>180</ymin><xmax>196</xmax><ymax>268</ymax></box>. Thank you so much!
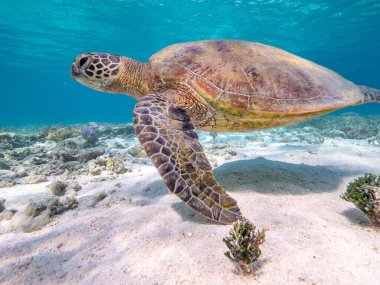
<box><xmin>359</xmin><ymin>86</ymin><xmax>380</xmax><ymax>103</ymax></box>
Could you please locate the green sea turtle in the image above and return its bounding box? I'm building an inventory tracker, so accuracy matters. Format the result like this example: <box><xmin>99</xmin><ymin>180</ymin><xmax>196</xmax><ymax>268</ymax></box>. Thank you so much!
<box><xmin>71</xmin><ymin>40</ymin><xmax>380</xmax><ymax>224</ymax></box>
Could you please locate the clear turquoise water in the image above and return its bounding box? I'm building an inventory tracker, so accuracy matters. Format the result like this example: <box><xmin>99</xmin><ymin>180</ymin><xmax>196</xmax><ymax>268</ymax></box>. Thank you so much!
<box><xmin>1</xmin><ymin>0</ymin><xmax>379</xmax><ymax>127</ymax></box>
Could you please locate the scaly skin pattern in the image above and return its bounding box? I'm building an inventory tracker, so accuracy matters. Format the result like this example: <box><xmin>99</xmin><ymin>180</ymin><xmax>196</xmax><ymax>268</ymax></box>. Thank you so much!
<box><xmin>133</xmin><ymin>94</ymin><xmax>242</xmax><ymax>223</ymax></box>
<box><xmin>71</xmin><ymin>52</ymin><xmax>152</xmax><ymax>98</ymax></box>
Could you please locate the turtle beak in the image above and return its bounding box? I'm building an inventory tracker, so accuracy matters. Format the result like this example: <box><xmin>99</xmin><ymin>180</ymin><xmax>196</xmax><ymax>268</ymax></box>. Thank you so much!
<box><xmin>70</xmin><ymin>63</ymin><xmax>80</xmax><ymax>78</ymax></box>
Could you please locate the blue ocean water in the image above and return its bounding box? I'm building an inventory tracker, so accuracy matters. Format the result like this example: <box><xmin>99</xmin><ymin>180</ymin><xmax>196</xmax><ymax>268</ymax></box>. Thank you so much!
<box><xmin>0</xmin><ymin>0</ymin><xmax>379</xmax><ymax>127</ymax></box>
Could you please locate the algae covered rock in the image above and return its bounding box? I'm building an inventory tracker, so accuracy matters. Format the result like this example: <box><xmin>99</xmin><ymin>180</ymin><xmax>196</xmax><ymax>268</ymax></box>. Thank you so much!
<box><xmin>88</xmin><ymin>155</ymin><xmax>130</xmax><ymax>175</ymax></box>
<box><xmin>89</xmin><ymin>165</ymin><xmax>103</xmax><ymax>176</ymax></box>
<box><xmin>49</xmin><ymin>178</ymin><xmax>82</xmax><ymax>196</ymax></box>
<box><xmin>342</xmin><ymin>173</ymin><xmax>380</xmax><ymax>225</ymax></box>
<box><xmin>14</xmin><ymin>195</ymin><xmax>78</xmax><ymax>232</ymax></box>
<box><xmin>54</xmin><ymin>147</ymin><xmax>105</xmax><ymax>163</ymax></box>
<box><xmin>0</xmin><ymin>160</ymin><xmax>10</xmax><ymax>170</ymax></box>
<box><xmin>44</xmin><ymin>127</ymin><xmax>80</xmax><ymax>142</ymax></box>
<box><xmin>98</xmin><ymin>125</ymin><xmax>134</xmax><ymax>138</ymax></box>
<box><xmin>4</xmin><ymin>148</ymin><xmax>31</xmax><ymax>160</ymax></box>
<box><xmin>0</xmin><ymin>175</ymin><xmax>14</xmax><ymax>188</ymax></box>
<box><xmin>59</xmin><ymin>194</ymin><xmax>78</xmax><ymax>210</ymax></box>
<box><xmin>29</xmin><ymin>156</ymin><xmax>49</xmax><ymax>165</ymax></box>
<box><xmin>49</xmin><ymin>180</ymin><xmax>68</xmax><ymax>196</ymax></box>
<box><xmin>0</xmin><ymin>132</ymin><xmax>18</xmax><ymax>150</ymax></box>
<box><xmin>127</xmin><ymin>145</ymin><xmax>147</xmax><ymax>158</ymax></box>
<box><xmin>16</xmin><ymin>197</ymin><xmax>60</xmax><ymax>232</ymax></box>
<box><xmin>0</xmin><ymin>132</ymin><xmax>34</xmax><ymax>150</ymax></box>
<box><xmin>66</xmin><ymin>179</ymin><xmax>82</xmax><ymax>192</ymax></box>
<box><xmin>58</xmin><ymin>139</ymin><xmax>78</xmax><ymax>150</ymax></box>
<box><xmin>0</xmin><ymin>209</ymin><xmax>17</xmax><ymax>221</ymax></box>
<box><xmin>20</xmin><ymin>175</ymin><xmax>47</xmax><ymax>185</ymax></box>
<box><xmin>106</xmin><ymin>156</ymin><xmax>129</xmax><ymax>174</ymax></box>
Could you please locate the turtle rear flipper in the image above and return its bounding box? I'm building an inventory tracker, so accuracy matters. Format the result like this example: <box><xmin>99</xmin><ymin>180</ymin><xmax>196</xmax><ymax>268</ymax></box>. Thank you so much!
<box><xmin>133</xmin><ymin>93</ymin><xmax>242</xmax><ymax>224</ymax></box>
<box><xmin>360</xmin><ymin>86</ymin><xmax>380</xmax><ymax>103</ymax></box>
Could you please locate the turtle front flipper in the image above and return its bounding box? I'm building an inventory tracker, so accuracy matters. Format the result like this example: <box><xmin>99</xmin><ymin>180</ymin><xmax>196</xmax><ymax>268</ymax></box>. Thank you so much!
<box><xmin>133</xmin><ymin>94</ymin><xmax>242</xmax><ymax>224</ymax></box>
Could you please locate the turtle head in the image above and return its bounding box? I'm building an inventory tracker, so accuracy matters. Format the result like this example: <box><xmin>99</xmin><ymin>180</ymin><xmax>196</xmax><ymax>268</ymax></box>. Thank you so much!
<box><xmin>71</xmin><ymin>52</ymin><xmax>151</xmax><ymax>98</ymax></box>
<box><xmin>71</xmin><ymin>53</ymin><xmax>122</xmax><ymax>92</ymax></box>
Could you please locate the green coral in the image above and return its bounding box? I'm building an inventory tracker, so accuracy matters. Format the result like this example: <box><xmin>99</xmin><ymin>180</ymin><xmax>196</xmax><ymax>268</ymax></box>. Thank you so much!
<box><xmin>223</xmin><ymin>218</ymin><xmax>266</xmax><ymax>274</ymax></box>
<box><xmin>342</xmin><ymin>173</ymin><xmax>380</xmax><ymax>225</ymax></box>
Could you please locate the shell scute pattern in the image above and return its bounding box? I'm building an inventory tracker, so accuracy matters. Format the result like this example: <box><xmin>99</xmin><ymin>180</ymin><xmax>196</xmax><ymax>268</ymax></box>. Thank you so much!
<box><xmin>150</xmin><ymin>40</ymin><xmax>362</xmax><ymax>114</ymax></box>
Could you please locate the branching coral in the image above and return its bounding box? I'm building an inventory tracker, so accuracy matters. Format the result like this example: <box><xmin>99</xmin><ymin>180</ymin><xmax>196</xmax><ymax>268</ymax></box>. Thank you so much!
<box><xmin>223</xmin><ymin>217</ymin><xmax>266</xmax><ymax>274</ymax></box>
<box><xmin>342</xmin><ymin>173</ymin><xmax>380</xmax><ymax>225</ymax></box>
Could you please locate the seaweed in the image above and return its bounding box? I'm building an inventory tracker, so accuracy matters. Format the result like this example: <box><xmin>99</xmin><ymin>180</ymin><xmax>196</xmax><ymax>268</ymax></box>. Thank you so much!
<box><xmin>223</xmin><ymin>217</ymin><xmax>266</xmax><ymax>274</ymax></box>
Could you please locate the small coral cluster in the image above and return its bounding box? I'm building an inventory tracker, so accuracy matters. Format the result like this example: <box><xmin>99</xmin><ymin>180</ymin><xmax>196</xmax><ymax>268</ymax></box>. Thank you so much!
<box><xmin>16</xmin><ymin>195</ymin><xmax>77</xmax><ymax>232</ymax></box>
<box><xmin>223</xmin><ymin>218</ymin><xmax>266</xmax><ymax>274</ymax></box>
<box><xmin>49</xmin><ymin>178</ymin><xmax>81</xmax><ymax>196</ymax></box>
<box><xmin>342</xmin><ymin>173</ymin><xmax>380</xmax><ymax>225</ymax></box>
<box><xmin>89</xmin><ymin>155</ymin><xmax>131</xmax><ymax>175</ymax></box>
<box><xmin>0</xmin><ymin>178</ymin><xmax>81</xmax><ymax>233</ymax></box>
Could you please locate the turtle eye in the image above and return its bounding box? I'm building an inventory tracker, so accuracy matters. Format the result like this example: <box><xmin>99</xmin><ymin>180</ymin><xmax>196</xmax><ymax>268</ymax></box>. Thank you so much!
<box><xmin>79</xmin><ymin>56</ymin><xmax>91</xmax><ymax>68</ymax></box>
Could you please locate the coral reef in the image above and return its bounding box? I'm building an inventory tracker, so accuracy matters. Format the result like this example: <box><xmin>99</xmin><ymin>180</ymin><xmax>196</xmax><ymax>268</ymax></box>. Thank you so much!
<box><xmin>223</xmin><ymin>218</ymin><xmax>266</xmax><ymax>274</ymax></box>
<box><xmin>1</xmin><ymin>117</ymin><xmax>380</xmax><ymax>283</ymax></box>
<box><xmin>0</xmin><ymin>116</ymin><xmax>379</xmax><ymax>190</ymax></box>
<box><xmin>342</xmin><ymin>173</ymin><xmax>380</xmax><ymax>225</ymax></box>
<box><xmin>0</xmin><ymin>132</ymin><xmax>38</xmax><ymax>151</ymax></box>
<box><xmin>297</xmin><ymin>112</ymin><xmax>380</xmax><ymax>140</ymax></box>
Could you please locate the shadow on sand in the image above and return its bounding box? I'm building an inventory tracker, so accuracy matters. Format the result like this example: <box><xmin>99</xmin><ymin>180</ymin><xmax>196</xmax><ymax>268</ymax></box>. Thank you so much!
<box><xmin>165</xmin><ymin>157</ymin><xmax>362</xmax><ymax>223</ymax></box>
<box><xmin>214</xmin><ymin>157</ymin><xmax>359</xmax><ymax>194</ymax></box>
<box><xmin>341</xmin><ymin>207</ymin><xmax>370</xmax><ymax>226</ymax></box>
<box><xmin>0</xmin><ymin>159</ymin><xmax>370</xmax><ymax>283</ymax></box>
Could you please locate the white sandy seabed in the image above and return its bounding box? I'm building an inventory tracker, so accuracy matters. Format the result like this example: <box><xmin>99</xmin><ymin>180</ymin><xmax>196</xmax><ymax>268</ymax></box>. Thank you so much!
<box><xmin>0</xmin><ymin>136</ymin><xmax>380</xmax><ymax>285</ymax></box>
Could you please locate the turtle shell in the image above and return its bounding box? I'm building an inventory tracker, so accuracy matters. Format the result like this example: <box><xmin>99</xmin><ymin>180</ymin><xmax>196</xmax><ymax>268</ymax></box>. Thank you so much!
<box><xmin>149</xmin><ymin>40</ymin><xmax>362</xmax><ymax>115</ymax></box>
